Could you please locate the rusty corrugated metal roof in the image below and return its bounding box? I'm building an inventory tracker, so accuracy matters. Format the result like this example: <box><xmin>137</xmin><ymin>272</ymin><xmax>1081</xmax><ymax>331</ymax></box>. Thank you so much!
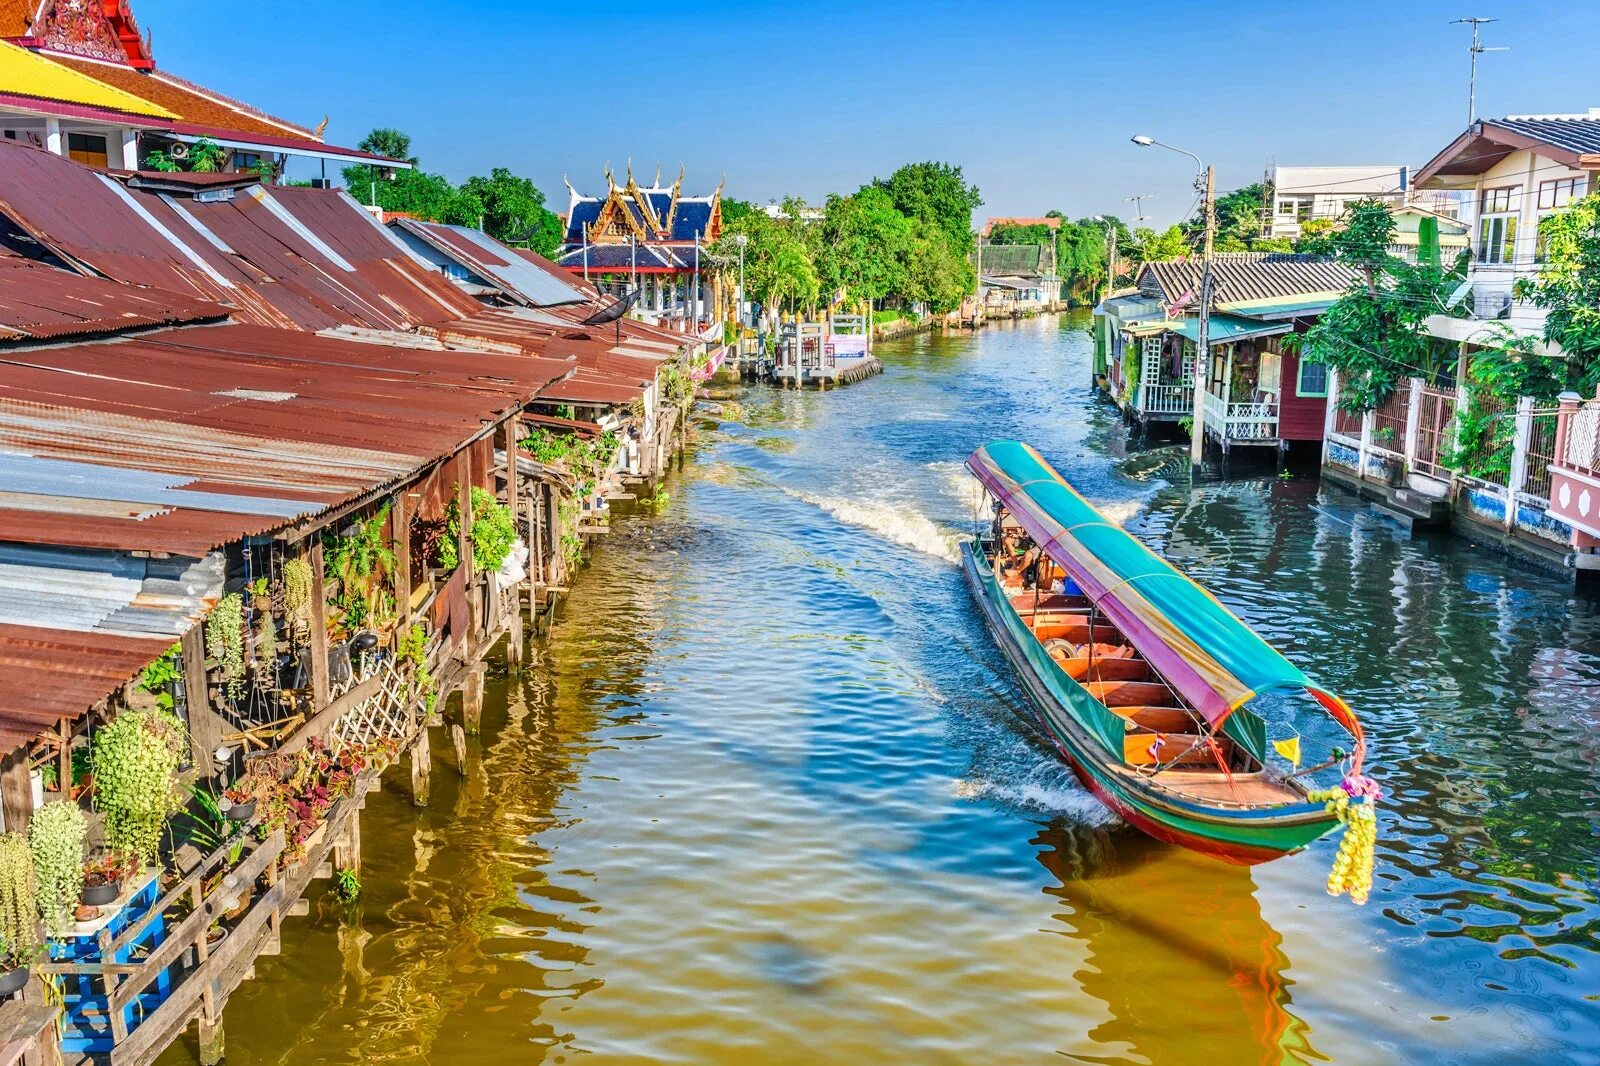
<box><xmin>0</xmin><ymin>321</ymin><xmax>574</xmax><ymax>555</ymax></box>
<box><xmin>389</xmin><ymin>218</ymin><xmax>589</xmax><ymax>308</ymax></box>
<box><xmin>0</xmin><ymin>252</ymin><xmax>227</xmax><ymax>338</ymax></box>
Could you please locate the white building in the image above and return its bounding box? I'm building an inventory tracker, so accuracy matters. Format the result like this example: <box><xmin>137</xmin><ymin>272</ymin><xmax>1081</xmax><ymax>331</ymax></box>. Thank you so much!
<box><xmin>1413</xmin><ymin>110</ymin><xmax>1599</xmax><ymax>348</ymax></box>
<box><xmin>1265</xmin><ymin>164</ymin><xmax>1467</xmax><ymax>242</ymax></box>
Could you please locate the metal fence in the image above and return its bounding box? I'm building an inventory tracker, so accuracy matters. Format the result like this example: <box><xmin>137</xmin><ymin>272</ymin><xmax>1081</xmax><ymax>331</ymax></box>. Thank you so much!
<box><xmin>1413</xmin><ymin>386</ymin><xmax>1458</xmax><ymax>481</ymax></box>
<box><xmin>1369</xmin><ymin>388</ymin><xmax>1410</xmax><ymax>456</ymax></box>
<box><xmin>1332</xmin><ymin>405</ymin><xmax>1363</xmax><ymax>439</ymax></box>
<box><xmin>1456</xmin><ymin>392</ymin><xmax>1512</xmax><ymax>487</ymax></box>
<box><xmin>1522</xmin><ymin>408</ymin><xmax>1560</xmax><ymax>503</ymax></box>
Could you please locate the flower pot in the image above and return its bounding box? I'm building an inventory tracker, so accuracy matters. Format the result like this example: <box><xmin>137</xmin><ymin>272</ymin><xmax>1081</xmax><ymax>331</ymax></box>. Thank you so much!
<box><xmin>82</xmin><ymin>878</ymin><xmax>122</xmax><ymax>906</ymax></box>
<box><xmin>0</xmin><ymin>965</ymin><xmax>29</xmax><ymax>996</ymax></box>
<box><xmin>74</xmin><ymin>904</ymin><xmax>99</xmax><ymax>923</ymax></box>
<box><xmin>227</xmin><ymin>800</ymin><xmax>257</xmax><ymax>823</ymax></box>
<box><xmin>206</xmin><ymin>927</ymin><xmax>228</xmax><ymax>949</ymax></box>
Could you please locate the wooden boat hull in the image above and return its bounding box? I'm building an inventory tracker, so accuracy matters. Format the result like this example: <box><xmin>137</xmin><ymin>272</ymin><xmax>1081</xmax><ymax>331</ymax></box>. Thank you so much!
<box><xmin>961</xmin><ymin>541</ymin><xmax>1338</xmax><ymax>866</ymax></box>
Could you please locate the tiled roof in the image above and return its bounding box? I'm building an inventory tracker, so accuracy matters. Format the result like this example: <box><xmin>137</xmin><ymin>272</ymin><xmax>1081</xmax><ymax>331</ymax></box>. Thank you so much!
<box><xmin>1489</xmin><ymin>115</ymin><xmax>1600</xmax><ymax>156</ymax></box>
<box><xmin>44</xmin><ymin>54</ymin><xmax>312</xmax><ymax>139</ymax></box>
<box><xmin>1138</xmin><ymin>253</ymin><xmax>1356</xmax><ymax>308</ymax></box>
<box><xmin>0</xmin><ymin>0</ymin><xmax>38</xmax><ymax>38</ymax></box>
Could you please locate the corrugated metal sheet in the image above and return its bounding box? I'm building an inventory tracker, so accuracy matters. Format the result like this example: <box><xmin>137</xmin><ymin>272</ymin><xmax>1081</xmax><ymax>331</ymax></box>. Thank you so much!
<box><xmin>0</xmin><ymin>321</ymin><xmax>574</xmax><ymax>554</ymax></box>
<box><xmin>0</xmin><ymin>252</ymin><xmax>226</xmax><ymax>338</ymax></box>
<box><xmin>1140</xmin><ymin>253</ymin><xmax>1357</xmax><ymax>308</ymax></box>
<box><xmin>0</xmin><ymin>544</ymin><xmax>221</xmax><ymax>640</ymax></box>
<box><xmin>0</xmin><ymin>623</ymin><xmax>176</xmax><ymax>754</ymax></box>
<box><xmin>390</xmin><ymin>218</ymin><xmax>588</xmax><ymax>308</ymax></box>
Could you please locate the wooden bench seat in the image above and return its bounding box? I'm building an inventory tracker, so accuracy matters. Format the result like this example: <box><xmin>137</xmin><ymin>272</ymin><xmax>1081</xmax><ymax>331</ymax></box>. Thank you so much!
<box><xmin>1054</xmin><ymin>656</ymin><xmax>1152</xmax><ymax>683</ymax></box>
<box><xmin>1124</xmin><ymin>733</ymin><xmax>1215</xmax><ymax>766</ymax></box>
<box><xmin>1086</xmin><ymin>679</ymin><xmax>1177</xmax><ymax>707</ymax></box>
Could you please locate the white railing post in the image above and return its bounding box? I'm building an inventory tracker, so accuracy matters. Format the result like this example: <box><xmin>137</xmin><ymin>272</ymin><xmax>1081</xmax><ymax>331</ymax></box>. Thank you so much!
<box><xmin>1323</xmin><ymin>369</ymin><xmax>1339</xmax><ymax>464</ymax></box>
<box><xmin>1507</xmin><ymin>396</ymin><xmax>1534</xmax><ymax>530</ymax></box>
<box><xmin>1358</xmin><ymin>409</ymin><xmax>1372</xmax><ymax>480</ymax></box>
<box><xmin>1403</xmin><ymin>378</ymin><xmax>1423</xmax><ymax>477</ymax></box>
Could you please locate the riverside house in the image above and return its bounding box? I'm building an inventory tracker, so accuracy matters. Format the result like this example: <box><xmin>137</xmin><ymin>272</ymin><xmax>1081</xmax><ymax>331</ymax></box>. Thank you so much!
<box><xmin>1320</xmin><ymin>110</ymin><xmax>1600</xmax><ymax>577</ymax></box>
<box><xmin>1096</xmin><ymin>253</ymin><xmax>1353</xmax><ymax>456</ymax></box>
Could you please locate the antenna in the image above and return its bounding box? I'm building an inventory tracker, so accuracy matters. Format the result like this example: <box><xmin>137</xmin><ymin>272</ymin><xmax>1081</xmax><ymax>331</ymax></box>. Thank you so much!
<box><xmin>1122</xmin><ymin>193</ymin><xmax>1154</xmax><ymax>225</ymax></box>
<box><xmin>1451</xmin><ymin>17</ymin><xmax>1508</xmax><ymax>125</ymax></box>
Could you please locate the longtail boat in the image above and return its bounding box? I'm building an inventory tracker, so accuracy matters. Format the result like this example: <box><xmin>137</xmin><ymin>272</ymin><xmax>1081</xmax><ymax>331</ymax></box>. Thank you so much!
<box><xmin>962</xmin><ymin>441</ymin><xmax>1368</xmax><ymax>866</ymax></box>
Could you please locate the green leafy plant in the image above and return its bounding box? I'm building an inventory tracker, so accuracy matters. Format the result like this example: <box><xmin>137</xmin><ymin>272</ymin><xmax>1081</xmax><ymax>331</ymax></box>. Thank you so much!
<box><xmin>28</xmin><ymin>802</ymin><xmax>86</xmax><ymax>937</ymax></box>
<box><xmin>92</xmin><ymin>709</ymin><xmax>187</xmax><ymax>866</ymax></box>
<box><xmin>0</xmin><ymin>834</ymin><xmax>38</xmax><ymax>967</ymax></box>
<box><xmin>136</xmin><ymin>644</ymin><xmax>181</xmax><ymax>711</ymax></box>
<box><xmin>333</xmin><ymin>867</ymin><xmax>361</xmax><ymax>903</ymax></box>
<box><xmin>205</xmin><ymin>593</ymin><xmax>246</xmax><ymax>702</ymax></box>
<box><xmin>397</xmin><ymin>624</ymin><xmax>437</xmax><ymax>713</ymax></box>
<box><xmin>174</xmin><ymin>786</ymin><xmax>246</xmax><ymax>866</ymax></box>
<box><xmin>443</xmin><ymin>487</ymin><xmax>517</xmax><ymax>573</ymax></box>
<box><xmin>324</xmin><ymin>504</ymin><xmax>397</xmax><ymax>628</ymax></box>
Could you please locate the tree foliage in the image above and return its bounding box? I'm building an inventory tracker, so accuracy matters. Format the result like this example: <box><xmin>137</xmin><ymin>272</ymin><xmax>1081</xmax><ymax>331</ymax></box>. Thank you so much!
<box><xmin>356</xmin><ymin>128</ymin><xmax>416</xmax><ymax>163</ymax></box>
<box><xmin>1515</xmin><ymin>189</ymin><xmax>1600</xmax><ymax>394</ymax></box>
<box><xmin>459</xmin><ymin>168</ymin><xmax>563</xmax><ymax>256</ymax></box>
<box><xmin>874</xmin><ymin>161</ymin><xmax>983</xmax><ymax>254</ymax></box>
<box><xmin>1297</xmin><ymin>203</ymin><xmax>1469</xmax><ymax>411</ymax></box>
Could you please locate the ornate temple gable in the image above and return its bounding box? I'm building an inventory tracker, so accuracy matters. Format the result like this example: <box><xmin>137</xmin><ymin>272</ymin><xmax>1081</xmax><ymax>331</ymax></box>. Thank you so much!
<box><xmin>27</xmin><ymin>0</ymin><xmax>153</xmax><ymax>69</ymax></box>
<box><xmin>586</xmin><ymin>169</ymin><xmax>649</xmax><ymax>245</ymax></box>
<box><xmin>563</xmin><ymin>166</ymin><xmax>723</xmax><ymax>248</ymax></box>
<box><xmin>622</xmin><ymin>162</ymin><xmax>664</xmax><ymax>236</ymax></box>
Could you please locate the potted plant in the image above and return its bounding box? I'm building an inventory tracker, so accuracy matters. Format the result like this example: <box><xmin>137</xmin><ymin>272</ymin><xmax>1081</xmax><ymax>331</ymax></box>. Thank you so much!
<box><xmin>81</xmin><ymin>850</ymin><xmax>136</xmax><ymax>907</ymax></box>
<box><xmin>92</xmin><ymin>709</ymin><xmax>187</xmax><ymax>867</ymax></box>
<box><xmin>177</xmin><ymin>786</ymin><xmax>247</xmax><ymax>868</ymax></box>
<box><xmin>0</xmin><ymin>834</ymin><xmax>38</xmax><ymax>995</ymax></box>
<box><xmin>28</xmin><ymin>801</ymin><xmax>86</xmax><ymax>936</ymax></box>
<box><xmin>223</xmin><ymin>784</ymin><xmax>257</xmax><ymax>824</ymax></box>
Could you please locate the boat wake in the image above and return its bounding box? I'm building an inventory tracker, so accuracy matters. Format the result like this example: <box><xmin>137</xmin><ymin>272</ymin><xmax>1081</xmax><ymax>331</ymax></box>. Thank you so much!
<box><xmin>782</xmin><ymin>488</ymin><xmax>964</xmax><ymax>564</ymax></box>
<box><xmin>952</xmin><ymin>765</ymin><xmax>1117</xmax><ymax>826</ymax></box>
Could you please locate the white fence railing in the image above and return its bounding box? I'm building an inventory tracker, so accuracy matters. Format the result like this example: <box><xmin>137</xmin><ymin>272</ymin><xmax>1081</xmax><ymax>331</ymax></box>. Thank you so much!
<box><xmin>1140</xmin><ymin>382</ymin><xmax>1192</xmax><ymax>415</ymax></box>
<box><xmin>1567</xmin><ymin>402</ymin><xmax>1600</xmax><ymax>475</ymax></box>
<box><xmin>1203</xmin><ymin>390</ymin><xmax>1279</xmax><ymax>441</ymax></box>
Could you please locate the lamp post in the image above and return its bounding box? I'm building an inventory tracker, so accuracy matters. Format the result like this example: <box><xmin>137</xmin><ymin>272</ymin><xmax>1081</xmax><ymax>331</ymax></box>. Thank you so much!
<box><xmin>734</xmin><ymin>233</ymin><xmax>749</xmax><ymax>328</ymax></box>
<box><xmin>1132</xmin><ymin>134</ymin><xmax>1213</xmax><ymax>466</ymax></box>
<box><xmin>1092</xmin><ymin>215</ymin><xmax>1117</xmax><ymax>303</ymax></box>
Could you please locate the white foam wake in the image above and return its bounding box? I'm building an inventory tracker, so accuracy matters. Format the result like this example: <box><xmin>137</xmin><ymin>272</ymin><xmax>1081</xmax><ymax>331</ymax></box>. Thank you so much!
<box><xmin>784</xmin><ymin>488</ymin><xmax>963</xmax><ymax>564</ymax></box>
<box><xmin>952</xmin><ymin>774</ymin><xmax>1118</xmax><ymax>825</ymax></box>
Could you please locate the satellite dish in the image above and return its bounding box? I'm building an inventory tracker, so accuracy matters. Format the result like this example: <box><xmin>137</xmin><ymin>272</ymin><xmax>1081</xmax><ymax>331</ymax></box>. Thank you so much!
<box><xmin>1444</xmin><ymin>278</ymin><xmax>1473</xmax><ymax>310</ymax></box>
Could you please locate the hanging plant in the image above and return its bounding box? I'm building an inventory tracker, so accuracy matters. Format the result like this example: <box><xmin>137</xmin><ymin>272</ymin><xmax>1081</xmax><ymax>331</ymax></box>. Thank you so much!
<box><xmin>28</xmin><ymin>802</ymin><xmax>86</xmax><ymax>937</ymax></box>
<box><xmin>283</xmin><ymin>558</ymin><xmax>313</xmax><ymax>640</ymax></box>
<box><xmin>324</xmin><ymin>504</ymin><xmax>396</xmax><ymax>628</ymax></box>
<box><xmin>205</xmin><ymin>593</ymin><xmax>246</xmax><ymax>702</ymax></box>
<box><xmin>254</xmin><ymin>611</ymin><xmax>280</xmax><ymax>686</ymax></box>
<box><xmin>92</xmin><ymin>709</ymin><xmax>187</xmax><ymax>866</ymax></box>
<box><xmin>442</xmin><ymin>487</ymin><xmax>518</xmax><ymax>572</ymax></box>
<box><xmin>397</xmin><ymin>624</ymin><xmax>437</xmax><ymax>713</ymax></box>
<box><xmin>0</xmin><ymin>834</ymin><xmax>38</xmax><ymax>966</ymax></box>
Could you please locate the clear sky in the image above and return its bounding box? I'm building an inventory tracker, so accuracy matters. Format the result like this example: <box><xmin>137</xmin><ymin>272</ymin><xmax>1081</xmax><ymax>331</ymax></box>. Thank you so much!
<box><xmin>139</xmin><ymin>0</ymin><xmax>1599</xmax><ymax>228</ymax></box>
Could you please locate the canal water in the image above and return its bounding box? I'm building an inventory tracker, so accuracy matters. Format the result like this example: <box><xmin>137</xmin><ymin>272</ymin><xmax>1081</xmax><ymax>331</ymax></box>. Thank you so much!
<box><xmin>163</xmin><ymin>316</ymin><xmax>1600</xmax><ymax>1066</ymax></box>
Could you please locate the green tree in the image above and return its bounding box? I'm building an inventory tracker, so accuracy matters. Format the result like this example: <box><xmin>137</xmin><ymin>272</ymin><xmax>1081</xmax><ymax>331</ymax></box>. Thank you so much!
<box><xmin>459</xmin><ymin>168</ymin><xmax>563</xmax><ymax>256</ymax></box>
<box><xmin>1132</xmin><ymin>224</ymin><xmax>1191</xmax><ymax>263</ymax></box>
<box><xmin>903</xmin><ymin>218</ymin><xmax>973</xmax><ymax>312</ymax></box>
<box><xmin>711</xmin><ymin>211</ymin><xmax>818</xmax><ymax>316</ymax></box>
<box><xmin>1298</xmin><ymin>205</ymin><xmax>1470</xmax><ymax>411</ymax></box>
<box><xmin>874</xmin><ymin>161</ymin><xmax>983</xmax><ymax>254</ymax></box>
<box><xmin>356</xmin><ymin>128</ymin><xmax>416</xmax><ymax>164</ymax></box>
<box><xmin>1515</xmin><ymin>190</ymin><xmax>1600</xmax><ymax>393</ymax></box>
<box><xmin>989</xmin><ymin>222</ymin><xmax>1053</xmax><ymax>245</ymax></box>
<box><xmin>815</xmin><ymin>187</ymin><xmax>914</xmax><ymax>303</ymax></box>
<box><xmin>340</xmin><ymin>163</ymin><xmax>478</xmax><ymax>223</ymax></box>
<box><xmin>720</xmin><ymin>197</ymin><xmax>758</xmax><ymax>226</ymax></box>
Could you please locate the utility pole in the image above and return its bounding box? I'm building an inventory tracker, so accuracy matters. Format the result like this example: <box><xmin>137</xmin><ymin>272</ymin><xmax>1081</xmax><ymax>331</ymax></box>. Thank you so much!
<box><xmin>1190</xmin><ymin>164</ymin><xmax>1215</xmax><ymax>466</ymax></box>
<box><xmin>1451</xmin><ymin>17</ymin><xmax>1506</xmax><ymax>125</ymax></box>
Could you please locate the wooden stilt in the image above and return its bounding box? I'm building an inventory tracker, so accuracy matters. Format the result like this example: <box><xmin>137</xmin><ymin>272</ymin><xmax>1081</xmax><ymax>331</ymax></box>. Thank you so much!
<box><xmin>0</xmin><ymin>751</ymin><xmax>32</xmax><ymax>835</ymax></box>
<box><xmin>307</xmin><ymin>540</ymin><xmax>331</xmax><ymax>709</ymax></box>
<box><xmin>462</xmin><ymin>669</ymin><xmax>484</xmax><ymax>735</ymax></box>
<box><xmin>197</xmin><ymin>1014</ymin><xmax>224</xmax><ymax>1066</ymax></box>
<box><xmin>410</xmin><ymin>731</ymin><xmax>430</xmax><ymax>808</ymax></box>
<box><xmin>333</xmin><ymin>810</ymin><xmax>361</xmax><ymax>875</ymax></box>
<box><xmin>450</xmin><ymin>724</ymin><xmax>467</xmax><ymax>776</ymax></box>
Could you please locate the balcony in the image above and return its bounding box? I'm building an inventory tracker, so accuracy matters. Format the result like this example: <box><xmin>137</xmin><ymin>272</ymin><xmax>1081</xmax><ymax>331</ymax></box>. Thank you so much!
<box><xmin>1201</xmin><ymin>389</ymin><xmax>1279</xmax><ymax>444</ymax></box>
<box><xmin>1137</xmin><ymin>382</ymin><xmax>1192</xmax><ymax>416</ymax></box>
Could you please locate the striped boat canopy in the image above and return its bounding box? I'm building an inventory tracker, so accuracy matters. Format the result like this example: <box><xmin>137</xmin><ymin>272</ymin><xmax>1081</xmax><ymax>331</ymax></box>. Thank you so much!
<box><xmin>967</xmin><ymin>441</ymin><xmax>1361</xmax><ymax>741</ymax></box>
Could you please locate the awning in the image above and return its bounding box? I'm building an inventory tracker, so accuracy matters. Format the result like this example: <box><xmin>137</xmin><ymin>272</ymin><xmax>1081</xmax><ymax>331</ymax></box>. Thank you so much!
<box><xmin>1125</xmin><ymin>319</ymin><xmax>1177</xmax><ymax>336</ymax></box>
<box><xmin>1172</xmin><ymin>314</ymin><xmax>1291</xmax><ymax>345</ymax></box>
<box><xmin>965</xmin><ymin>440</ymin><xmax>1362</xmax><ymax>740</ymax></box>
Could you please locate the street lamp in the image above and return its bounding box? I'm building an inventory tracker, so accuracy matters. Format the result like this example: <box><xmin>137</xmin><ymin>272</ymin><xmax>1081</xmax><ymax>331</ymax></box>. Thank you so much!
<box><xmin>1092</xmin><ymin>214</ymin><xmax>1117</xmax><ymax>301</ymax></box>
<box><xmin>1132</xmin><ymin>133</ymin><xmax>1214</xmax><ymax>467</ymax></box>
<box><xmin>733</xmin><ymin>233</ymin><xmax>749</xmax><ymax>328</ymax></box>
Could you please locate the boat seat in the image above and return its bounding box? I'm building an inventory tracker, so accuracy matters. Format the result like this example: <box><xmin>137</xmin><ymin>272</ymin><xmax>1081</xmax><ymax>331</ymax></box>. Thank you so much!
<box><xmin>1123</xmin><ymin>732</ymin><xmax>1216</xmax><ymax>766</ymax></box>
<box><xmin>1032</xmin><ymin>621</ymin><xmax>1121</xmax><ymax>644</ymax></box>
<box><xmin>1055</xmin><ymin>656</ymin><xmax>1151</xmax><ymax>682</ymax></box>
<box><xmin>1114</xmin><ymin>706</ymin><xmax>1194</xmax><ymax>732</ymax></box>
<box><xmin>1010</xmin><ymin>593</ymin><xmax>1090</xmax><ymax>614</ymax></box>
<box><xmin>1086</xmin><ymin>680</ymin><xmax>1176</xmax><ymax>707</ymax></box>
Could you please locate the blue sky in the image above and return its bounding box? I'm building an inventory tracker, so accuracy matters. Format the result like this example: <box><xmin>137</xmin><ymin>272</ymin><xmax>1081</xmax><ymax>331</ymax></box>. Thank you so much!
<box><xmin>140</xmin><ymin>0</ymin><xmax>1598</xmax><ymax>228</ymax></box>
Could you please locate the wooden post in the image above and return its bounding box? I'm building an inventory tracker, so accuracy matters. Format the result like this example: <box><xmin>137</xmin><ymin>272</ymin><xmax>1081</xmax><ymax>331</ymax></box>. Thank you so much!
<box><xmin>182</xmin><ymin>624</ymin><xmax>221</xmax><ymax>781</ymax></box>
<box><xmin>450</xmin><ymin>724</ymin><xmax>467</xmax><ymax>776</ymax></box>
<box><xmin>307</xmin><ymin>540</ymin><xmax>331</xmax><ymax>709</ymax></box>
<box><xmin>456</xmin><ymin>451</ymin><xmax>480</xmax><ymax>661</ymax></box>
<box><xmin>333</xmin><ymin>811</ymin><xmax>361</xmax><ymax>876</ymax></box>
<box><xmin>197</xmin><ymin>1014</ymin><xmax>224</xmax><ymax>1066</ymax></box>
<box><xmin>393</xmin><ymin>492</ymin><xmax>412</xmax><ymax>634</ymax></box>
<box><xmin>0</xmin><ymin>750</ymin><xmax>32</xmax><ymax>840</ymax></box>
<box><xmin>462</xmin><ymin>667</ymin><xmax>484</xmax><ymax>735</ymax></box>
<box><xmin>503</xmin><ymin>420</ymin><xmax>524</xmax><ymax>671</ymax></box>
<box><xmin>409</xmin><ymin>730</ymin><xmax>430</xmax><ymax>808</ymax></box>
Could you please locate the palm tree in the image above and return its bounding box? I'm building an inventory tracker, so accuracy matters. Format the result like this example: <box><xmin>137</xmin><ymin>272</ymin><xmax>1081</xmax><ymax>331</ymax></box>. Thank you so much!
<box><xmin>356</xmin><ymin>128</ymin><xmax>416</xmax><ymax>164</ymax></box>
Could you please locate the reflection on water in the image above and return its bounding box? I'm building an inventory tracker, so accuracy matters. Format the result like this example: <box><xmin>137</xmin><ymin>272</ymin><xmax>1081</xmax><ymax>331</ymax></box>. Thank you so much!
<box><xmin>161</xmin><ymin>316</ymin><xmax>1600</xmax><ymax>1066</ymax></box>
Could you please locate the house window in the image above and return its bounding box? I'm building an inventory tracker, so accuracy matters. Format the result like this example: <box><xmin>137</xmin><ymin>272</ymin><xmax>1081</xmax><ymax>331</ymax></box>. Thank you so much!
<box><xmin>1297</xmin><ymin>360</ymin><xmax>1329</xmax><ymax>398</ymax></box>
<box><xmin>1476</xmin><ymin>185</ymin><xmax>1519</xmax><ymax>265</ymax></box>
<box><xmin>1277</xmin><ymin>198</ymin><xmax>1313</xmax><ymax>221</ymax></box>
<box><xmin>1537</xmin><ymin>177</ymin><xmax>1586</xmax><ymax>210</ymax></box>
<box><xmin>66</xmin><ymin>132</ymin><xmax>108</xmax><ymax>168</ymax></box>
<box><xmin>1535</xmin><ymin>177</ymin><xmax>1588</xmax><ymax>262</ymax></box>
<box><xmin>1259</xmin><ymin>352</ymin><xmax>1282</xmax><ymax>395</ymax></box>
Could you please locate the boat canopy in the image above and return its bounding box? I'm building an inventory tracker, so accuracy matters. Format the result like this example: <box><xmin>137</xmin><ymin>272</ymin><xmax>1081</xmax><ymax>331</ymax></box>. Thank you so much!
<box><xmin>967</xmin><ymin>441</ymin><xmax>1361</xmax><ymax>744</ymax></box>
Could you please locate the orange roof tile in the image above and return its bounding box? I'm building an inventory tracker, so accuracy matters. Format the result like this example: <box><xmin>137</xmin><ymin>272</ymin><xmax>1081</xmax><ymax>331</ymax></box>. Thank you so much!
<box><xmin>0</xmin><ymin>1</ymin><xmax>39</xmax><ymax>39</ymax></box>
<box><xmin>45</xmin><ymin>54</ymin><xmax>315</xmax><ymax>140</ymax></box>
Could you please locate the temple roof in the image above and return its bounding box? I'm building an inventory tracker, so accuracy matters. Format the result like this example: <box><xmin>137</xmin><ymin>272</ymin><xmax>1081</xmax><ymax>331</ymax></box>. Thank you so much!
<box><xmin>0</xmin><ymin>38</ymin><xmax>169</xmax><ymax>119</ymax></box>
<box><xmin>47</xmin><ymin>54</ymin><xmax>315</xmax><ymax>140</ymax></box>
<box><xmin>563</xmin><ymin>167</ymin><xmax>721</xmax><ymax>247</ymax></box>
<box><xmin>555</xmin><ymin>242</ymin><xmax>701</xmax><ymax>272</ymax></box>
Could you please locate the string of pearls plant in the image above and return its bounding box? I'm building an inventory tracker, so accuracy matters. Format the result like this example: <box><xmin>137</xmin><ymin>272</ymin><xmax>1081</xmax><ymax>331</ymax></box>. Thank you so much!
<box><xmin>205</xmin><ymin>592</ymin><xmax>246</xmax><ymax>702</ymax></box>
<box><xmin>0</xmin><ymin>833</ymin><xmax>38</xmax><ymax>964</ymax></box>
<box><xmin>28</xmin><ymin>801</ymin><xmax>86</xmax><ymax>936</ymax></box>
<box><xmin>92</xmin><ymin>709</ymin><xmax>188</xmax><ymax>867</ymax></box>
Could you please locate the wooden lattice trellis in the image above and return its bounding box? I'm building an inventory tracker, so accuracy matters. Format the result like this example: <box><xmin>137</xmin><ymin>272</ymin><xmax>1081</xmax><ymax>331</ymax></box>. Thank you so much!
<box><xmin>328</xmin><ymin>658</ymin><xmax>418</xmax><ymax>754</ymax></box>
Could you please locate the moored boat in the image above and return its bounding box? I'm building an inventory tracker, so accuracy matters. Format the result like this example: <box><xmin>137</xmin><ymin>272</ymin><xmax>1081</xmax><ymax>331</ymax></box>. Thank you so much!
<box><xmin>962</xmin><ymin>441</ymin><xmax>1371</xmax><ymax>868</ymax></box>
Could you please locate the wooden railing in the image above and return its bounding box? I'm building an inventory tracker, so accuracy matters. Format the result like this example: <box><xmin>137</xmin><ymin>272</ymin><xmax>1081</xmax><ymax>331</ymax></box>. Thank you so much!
<box><xmin>1138</xmin><ymin>382</ymin><xmax>1191</xmax><ymax>415</ymax></box>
